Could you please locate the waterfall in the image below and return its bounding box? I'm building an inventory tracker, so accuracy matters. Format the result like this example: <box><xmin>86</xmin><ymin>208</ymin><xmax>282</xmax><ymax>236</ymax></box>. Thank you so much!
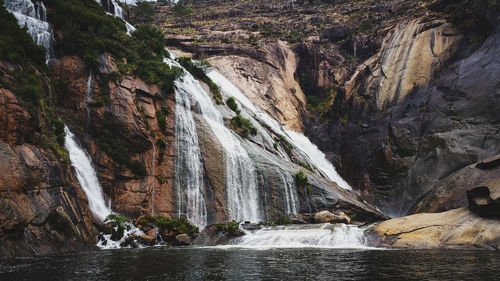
<box><xmin>96</xmin><ymin>0</ymin><xmax>136</xmax><ymax>34</ymax></box>
<box><xmin>4</xmin><ymin>0</ymin><xmax>54</xmax><ymax>63</ymax></box>
<box><xmin>279</xmin><ymin>171</ymin><xmax>299</xmax><ymax>215</ymax></box>
<box><xmin>149</xmin><ymin>136</ymin><xmax>156</xmax><ymax>216</ymax></box>
<box><xmin>231</xmin><ymin>224</ymin><xmax>369</xmax><ymax>249</ymax></box>
<box><xmin>85</xmin><ymin>70</ymin><xmax>94</xmax><ymax>131</ymax></box>
<box><xmin>285</xmin><ymin>131</ymin><xmax>352</xmax><ymax>190</ymax></box>
<box><xmin>167</xmin><ymin>58</ymin><xmax>261</xmax><ymax>224</ymax></box>
<box><xmin>207</xmin><ymin>70</ymin><xmax>352</xmax><ymax>191</ymax></box>
<box><xmin>64</xmin><ymin>126</ymin><xmax>111</xmax><ymax>221</ymax></box>
<box><xmin>166</xmin><ymin>58</ymin><xmax>208</xmax><ymax>229</ymax></box>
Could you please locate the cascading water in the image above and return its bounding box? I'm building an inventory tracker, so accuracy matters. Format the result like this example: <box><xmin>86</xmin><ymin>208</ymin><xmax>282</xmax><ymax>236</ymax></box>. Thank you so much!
<box><xmin>285</xmin><ymin>130</ymin><xmax>352</xmax><ymax>190</ymax></box>
<box><xmin>166</xmin><ymin>58</ymin><xmax>208</xmax><ymax>229</ymax></box>
<box><xmin>65</xmin><ymin>125</ymin><xmax>146</xmax><ymax>248</ymax></box>
<box><xmin>64</xmin><ymin>126</ymin><xmax>111</xmax><ymax>221</ymax></box>
<box><xmin>96</xmin><ymin>0</ymin><xmax>136</xmax><ymax>34</ymax></box>
<box><xmin>232</xmin><ymin>224</ymin><xmax>370</xmax><ymax>249</ymax></box>
<box><xmin>85</xmin><ymin>70</ymin><xmax>94</xmax><ymax>131</ymax></box>
<box><xmin>170</xmin><ymin>59</ymin><xmax>261</xmax><ymax>224</ymax></box>
<box><xmin>207</xmin><ymin>70</ymin><xmax>352</xmax><ymax>191</ymax></box>
<box><xmin>4</xmin><ymin>0</ymin><xmax>54</xmax><ymax>63</ymax></box>
<box><xmin>278</xmin><ymin>171</ymin><xmax>299</xmax><ymax>215</ymax></box>
<box><xmin>149</xmin><ymin>136</ymin><xmax>156</xmax><ymax>216</ymax></box>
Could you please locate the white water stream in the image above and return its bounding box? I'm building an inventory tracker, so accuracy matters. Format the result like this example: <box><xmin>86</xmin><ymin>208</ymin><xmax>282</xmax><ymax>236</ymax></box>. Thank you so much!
<box><xmin>227</xmin><ymin>224</ymin><xmax>369</xmax><ymax>249</ymax></box>
<box><xmin>4</xmin><ymin>0</ymin><xmax>54</xmax><ymax>63</ymax></box>
<box><xmin>168</xmin><ymin>58</ymin><xmax>261</xmax><ymax>225</ymax></box>
<box><xmin>286</xmin><ymin>131</ymin><xmax>352</xmax><ymax>190</ymax></box>
<box><xmin>64</xmin><ymin>126</ymin><xmax>111</xmax><ymax>221</ymax></box>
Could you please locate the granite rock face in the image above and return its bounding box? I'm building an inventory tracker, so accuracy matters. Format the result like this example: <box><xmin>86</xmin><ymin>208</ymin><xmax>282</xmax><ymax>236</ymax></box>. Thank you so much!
<box><xmin>0</xmin><ymin>64</ymin><xmax>97</xmax><ymax>258</ymax></box>
<box><xmin>53</xmin><ymin>56</ymin><xmax>177</xmax><ymax>218</ymax></box>
<box><xmin>366</xmin><ymin>208</ymin><xmax>500</xmax><ymax>250</ymax></box>
<box><xmin>325</xmin><ymin>27</ymin><xmax>500</xmax><ymax>216</ymax></box>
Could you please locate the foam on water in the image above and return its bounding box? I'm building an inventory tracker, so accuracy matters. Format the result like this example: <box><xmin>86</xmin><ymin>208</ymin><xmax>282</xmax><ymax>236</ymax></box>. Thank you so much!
<box><xmin>223</xmin><ymin>224</ymin><xmax>371</xmax><ymax>249</ymax></box>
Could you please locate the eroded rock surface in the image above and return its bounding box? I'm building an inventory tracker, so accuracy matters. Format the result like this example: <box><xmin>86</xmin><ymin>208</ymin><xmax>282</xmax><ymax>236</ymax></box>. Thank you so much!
<box><xmin>366</xmin><ymin>208</ymin><xmax>500</xmax><ymax>250</ymax></box>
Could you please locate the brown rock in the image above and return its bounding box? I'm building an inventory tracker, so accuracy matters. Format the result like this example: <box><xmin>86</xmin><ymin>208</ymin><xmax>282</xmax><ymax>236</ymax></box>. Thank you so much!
<box><xmin>314</xmin><ymin>210</ymin><xmax>351</xmax><ymax>224</ymax></box>
<box><xmin>147</xmin><ymin>228</ymin><xmax>157</xmax><ymax>238</ymax></box>
<box><xmin>136</xmin><ymin>235</ymin><xmax>156</xmax><ymax>246</ymax></box>
<box><xmin>98</xmin><ymin>53</ymin><xmax>117</xmax><ymax>74</ymax></box>
<box><xmin>160</xmin><ymin>228</ymin><xmax>177</xmax><ymax>241</ymax></box>
<box><xmin>0</xmin><ymin>88</ymin><xmax>30</xmax><ymax>144</ymax></box>
<box><xmin>175</xmin><ymin>234</ymin><xmax>191</xmax><ymax>245</ymax></box>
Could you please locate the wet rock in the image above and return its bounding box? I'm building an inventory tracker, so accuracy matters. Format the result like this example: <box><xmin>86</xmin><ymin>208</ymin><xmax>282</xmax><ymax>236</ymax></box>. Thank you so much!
<box><xmin>467</xmin><ymin>186</ymin><xmax>500</xmax><ymax>218</ymax></box>
<box><xmin>314</xmin><ymin>210</ymin><xmax>351</xmax><ymax>224</ymax></box>
<box><xmin>240</xmin><ymin>222</ymin><xmax>262</xmax><ymax>231</ymax></box>
<box><xmin>175</xmin><ymin>234</ymin><xmax>191</xmax><ymax>245</ymax></box>
<box><xmin>120</xmin><ymin>236</ymin><xmax>135</xmax><ymax>247</ymax></box>
<box><xmin>136</xmin><ymin>235</ymin><xmax>156</xmax><ymax>246</ymax></box>
<box><xmin>147</xmin><ymin>228</ymin><xmax>157</xmax><ymax>238</ymax></box>
<box><xmin>160</xmin><ymin>228</ymin><xmax>177</xmax><ymax>241</ymax></box>
<box><xmin>290</xmin><ymin>213</ymin><xmax>315</xmax><ymax>224</ymax></box>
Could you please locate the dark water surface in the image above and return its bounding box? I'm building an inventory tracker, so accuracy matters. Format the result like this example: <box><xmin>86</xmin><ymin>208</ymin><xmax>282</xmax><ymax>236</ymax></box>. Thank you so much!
<box><xmin>1</xmin><ymin>247</ymin><xmax>499</xmax><ymax>280</ymax></box>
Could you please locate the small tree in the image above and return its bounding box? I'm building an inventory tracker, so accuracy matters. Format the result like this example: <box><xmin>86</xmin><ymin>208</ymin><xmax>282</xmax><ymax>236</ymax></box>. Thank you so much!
<box><xmin>133</xmin><ymin>2</ymin><xmax>156</xmax><ymax>24</ymax></box>
<box><xmin>172</xmin><ymin>2</ymin><xmax>192</xmax><ymax>17</ymax></box>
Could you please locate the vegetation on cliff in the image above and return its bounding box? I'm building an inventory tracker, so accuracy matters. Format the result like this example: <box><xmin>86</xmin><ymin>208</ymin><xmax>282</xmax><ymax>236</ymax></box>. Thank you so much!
<box><xmin>137</xmin><ymin>215</ymin><xmax>200</xmax><ymax>236</ymax></box>
<box><xmin>45</xmin><ymin>0</ymin><xmax>182</xmax><ymax>95</ymax></box>
<box><xmin>177</xmin><ymin>56</ymin><xmax>222</xmax><ymax>104</ymax></box>
<box><xmin>0</xmin><ymin>2</ymin><xmax>67</xmax><ymax>158</ymax></box>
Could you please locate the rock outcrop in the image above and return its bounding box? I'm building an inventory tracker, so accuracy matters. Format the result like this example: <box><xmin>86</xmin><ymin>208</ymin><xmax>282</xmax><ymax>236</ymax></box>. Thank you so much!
<box><xmin>53</xmin><ymin>56</ymin><xmax>177</xmax><ymax>219</ymax></box>
<box><xmin>0</xmin><ymin>63</ymin><xmax>97</xmax><ymax>258</ymax></box>
<box><xmin>327</xmin><ymin>25</ymin><xmax>500</xmax><ymax>216</ymax></box>
<box><xmin>209</xmin><ymin>49</ymin><xmax>306</xmax><ymax>131</ymax></box>
<box><xmin>366</xmin><ymin>208</ymin><xmax>500</xmax><ymax>250</ymax></box>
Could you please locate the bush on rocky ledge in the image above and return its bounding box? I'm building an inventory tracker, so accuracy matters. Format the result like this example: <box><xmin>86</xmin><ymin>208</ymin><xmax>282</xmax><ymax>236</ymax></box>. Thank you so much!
<box><xmin>231</xmin><ymin>114</ymin><xmax>257</xmax><ymax>138</ymax></box>
<box><xmin>137</xmin><ymin>216</ymin><xmax>199</xmax><ymax>236</ymax></box>
<box><xmin>177</xmin><ymin>56</ymin><xmax>222</xmax><ymax>104</ymax></box>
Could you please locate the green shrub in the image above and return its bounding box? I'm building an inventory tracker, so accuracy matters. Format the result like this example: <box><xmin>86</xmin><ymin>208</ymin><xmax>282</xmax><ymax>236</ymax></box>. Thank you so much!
<box><xmin>138</xmin><ymin>216</ymin><xmax>199</xmax><ymax>236</ymax></box>
<box><xmin>276</xmin><ymin>135</ymin><xmax>293</xmax><ymax>151</ymax></box>
<box><xmin>294</xmin><ymin>170</ymin><xmax>312</xmax><ymax>195</ymax></box>
<box><xmin>177</xmin><ymin>56</ymin><xmax>222</xmax><ymax>104</ymax></box>
<box><xmin>44</xmin><ymin>0</ymin><xmax>182</xmax><ymax>95</ymax></box>
<box><xmin>96</xmin><ymin>118</ymin><xmax>146</xmax><ymax>176</ymax></box>
<box><xmin>48</xmin><ymin>212</ymin><xmax>75</xmax><ymax>238</ymax></box>
<box><xmin>172</xmin><ymin>2</ymin><xmax>192</xmax><ymax>17</ymax></box>
<box><xmin>0</xmin><ymin>1</ymin><xmax>46</xmax><ymax>68</ymax></box>
<box><xmin>231</xmin><ymin>114</ymin><xmax>258</xmax><ymax>138</ymax></box>
<box><xmin>278</xmin><ymin>217</ymin><xmax>291</xmax><ymax>225</ymax></box>
<box><xmin>156</xmin><ymin>137</ymin><xmax>167</xmax><ymax>163</ymax></box>
<box><xmin>298</xmin><ymin>161</ymin><xmax>314</xmax><ymax>172</ymax></box>
<box><xmin>216</xmin><ymin>220</ymin><xmax>240</xmax><ymax>235</ymax></box>
<box><xmin>156</xmin><ymin>105</ymin><xmax>169</xmax><ymax>133</ymax></box>
<box><xmin>226</xmin><ymin>97</ymin><xmax>238</xmax><ymax>112</ymax></box>
<box><xmin>155</xmin><ymin>175</ymin><xmax>167</xmax><ymax>184</ymax></box>
<box><xmin>104</xmin><ymin>214</ymin><xmax>128</xmax><ymax>240</ymax></box>
<box><xmin>131</xmin><ymin>2</ymin><xmax>156</xmax><ymax>24</ymax></box>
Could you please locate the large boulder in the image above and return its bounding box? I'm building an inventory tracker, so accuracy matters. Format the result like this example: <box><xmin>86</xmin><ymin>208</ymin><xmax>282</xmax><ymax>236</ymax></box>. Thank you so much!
<box><xmin>175</xmin><ymin>234</ymin><xmax>191</xmax><ymax>245</ymax></box>
<box><xmin>366</xmin><ymin>208</ymin><xmax>500</xmax><ymax>250</ymax></box>
<box><xmin>314</xmin><ymin>210</ymin><xmax>351</xmax><ymax>224</ymax></box>
<box><xmin>136</xmin><ymin>234</ymin><xmax>156</xmax><ymax>246</ymax></box>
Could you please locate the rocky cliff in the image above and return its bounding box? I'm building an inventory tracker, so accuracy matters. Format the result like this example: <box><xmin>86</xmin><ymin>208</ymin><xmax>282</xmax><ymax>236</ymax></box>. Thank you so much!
<box><xmin>160</xmin><ymin>0</ymin><xmax>499</xmax><ymax>216</ymax></box>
